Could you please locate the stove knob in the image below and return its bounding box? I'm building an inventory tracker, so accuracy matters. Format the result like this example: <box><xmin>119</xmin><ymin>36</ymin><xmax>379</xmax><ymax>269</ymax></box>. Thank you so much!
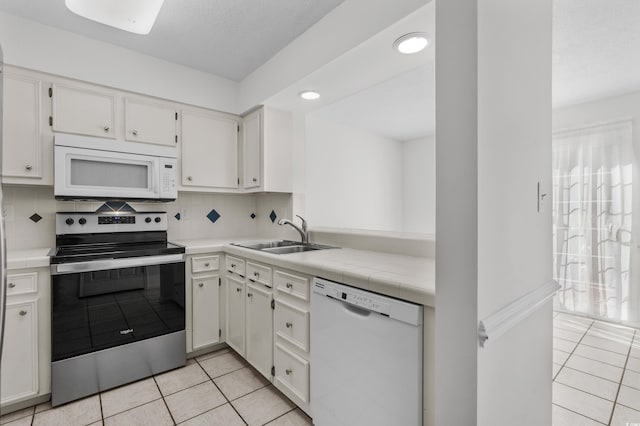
<box><xmin>145</xmin><ymin>217</ymin><xmax>152</xmax><ymax>223</ymax></box>
<box><xmin>65</xmin><ymin>218</ymin><xmax>74</xmax><ymax>226</ymax></box>
<box><xmin>154</xmin><ymin>217</ymin><xmax>161</xmax><ymax>223</ymax></box>
<box><xmin>79</xmin><ymin>218</ymin><xmax>87</xmax><ymax>225</ymax></box>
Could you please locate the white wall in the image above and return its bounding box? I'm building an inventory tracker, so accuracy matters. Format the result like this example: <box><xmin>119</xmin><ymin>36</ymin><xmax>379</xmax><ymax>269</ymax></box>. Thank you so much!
<box><xmin>403</xmin><ymin>136</ymin><xmax>435</xmax><ymax>234</ymax></box>
<box><xmin>435</xmin><ymin>0</ymin><xmax>553</xmax><ymax>425</ymax></box>
<box><xmin>304</xmin><ymin>116</ymin><xmax>403</xmax><ymax>232</ymax></box>
<box><xmin>0</xmin><ymin>12</ymin><xmax>238</xmax><ymax>113</ymax></box>
<box><xmin>553</xmin><ymin>91</ymin><xmax>640</xmax><ymax>326</ymax></box>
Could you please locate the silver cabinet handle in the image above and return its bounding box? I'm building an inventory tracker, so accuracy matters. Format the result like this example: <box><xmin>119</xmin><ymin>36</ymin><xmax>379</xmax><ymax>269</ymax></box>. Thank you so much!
<box><xmin>132</xmin><ymin>129</ymin><xmax>138</xmax><ymax>136</ymax></box>
<box><xmin>285</xmin><ymin>369</ymin><xmax>292</xmax><ymax>375</ymax></box>
<box><xmin>254</xmin><ymin>271</ymin><xmax>260</xmax><ymax>277</ymax></box>
<box><xmin>25</xmin><ymin>165</ymin><xmax>32</xmax><ymax>171</ymax></box>
<box><xmin>103</xmin><ymin>125</ymin><xmax>110</xmax><ymax>132</ymax></box>
<box><xmin>286</xmin><ymin>322</ymin><xmax>293</xmax><ymax>328</ymax></box>
<box><xmin>198</xmin><ymin>283</ymin><xmax>204</xmax><ymax>288</ymax></box>
<box><xmin>187</xmin><ymin>176</ymin><xmax>193</xmax><ymax>181</ymax></box>
<box><xmin>204</xmin><ymin>262</ymin><xmax>210</xmax><ymax>267</ymax></box>
<box><xmin>286</xmin><ymin>283</ymin><xmax>293</xmax><ymax>289</ymax></box>
<box><xmin>247</xmin><ymin>293</ymin><xmax>253</xmax><ymax>298</ymax></box>
<box><xmin>8</xmin><ymin>283</ymin><xmax>15</xmax><ymax>288</ymax></box>
<box><xmin>230</xmin><ymin>263</ymin><xmax>236</xmax><ymax>268</ymax></box>
<box><xmin>252</xmin><ymin>178</ymin><xmax>257</xmax><ymax>182</ymax></box>
<box><xmin>19</xmin><ymin>310</ymin><xmax>27</xmax><ymax>316</ymax></box>
<box><xmin>236</xmin><ymin>288</ymin><xmax>242</xmax><ymax>293</ymax></box>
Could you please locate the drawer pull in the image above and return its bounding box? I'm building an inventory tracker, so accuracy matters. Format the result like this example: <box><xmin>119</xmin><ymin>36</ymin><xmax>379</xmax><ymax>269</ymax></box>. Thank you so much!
<box><xmin>19</xmin><ymin>310</ymin><xmax>27</xmax><ymax>316</ymax></box>
<box><xmin>254</xmin><ymin>271</ymin><xmax>260</xmax><ymax>277</ymax></box>
<box><xmin>286</xmin><ymin>283</ymin><xmax>293</xmax><ymax>289</ymax></box>
<box><xmin>204</xmin><ymin>262</ymin><xmax>210</xmax><ymax>267</ymax></box>
<box><xmin>247</xmin><ymin>293</ymin><xmax>253</xmax><ymax>298</ymax></box>
<box><xmin>8</xmin><ymin>282</ymin><xmax>15</xmax><ymax>288</ymax></box>
<box><xmin>103</xmin><ymin>125</ymin><xmax>110</xmax><ymax>132</ymax></box>
<box><xmin>231</xmin><ymin>263</ymin><xmax>236</xmax><ymax>268</ymax></box>
<box><xmin>25</xmin><ymin>165</ymin><xmax>33</xmax><ymax>171</ymax></box>
<box><xmin>286</xmin><ymin>322</ymin><xmax>293</xmax><ymax>329</ymax></box>
<box><xmin>132</xmin><ymin>129</ymin><xmax>138</xmax><ymax>136</ymax></box>
<box><xmin>285</xmin><ymin>368</ymin><xmax>292</xmax><ymax>375</ymax></box>
<box><xmin>236</xmin><ymin>288</ymin><xmax>242</xmax><ymax>293</ymax></box>
<box><xmin>198</xmin><ymin>283</ymin><xmax>204</xmax><ymax>288</ymax></box>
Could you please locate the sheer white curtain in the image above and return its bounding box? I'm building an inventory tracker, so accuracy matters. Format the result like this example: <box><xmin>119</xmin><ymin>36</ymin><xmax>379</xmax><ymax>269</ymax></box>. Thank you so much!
<box><xmin>553</xmin><ymin>120</ymin><xmax>633</xmax><ymax>322</ymax></box>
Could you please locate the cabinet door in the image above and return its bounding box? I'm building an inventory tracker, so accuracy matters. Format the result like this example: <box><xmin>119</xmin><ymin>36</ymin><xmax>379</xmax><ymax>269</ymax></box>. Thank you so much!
<box><xmin>246</xmin><ymin>283</ymin><xmax>273</xmax><ymax>380</ymax></box>
<box><xmin>181</xmin><ymin>110</ymin><xmax>238</xmax><ymax>188</ymax></box>
<box><xmin>52</xmin><ymin>83</ymin><xmax>116</xmax><ymax>138</ymax></box>
<box><xmin>192</xmin><ymin>275</ymin><xmax>220</xmax><ymax>350</ymax></box>
<box><xmin>125</xmin><ymin>99</ymin><xmax>177</xmax><ymax>146</ymax></box>
<box><xmin>226</xmin><ymin>275</ymin><xmax>245</xmax><ymax>356</ymax></box>
<box><xmin>0</xmin><ymin>300</ymin><xmax>38</xmax><ymax>405</ymax></box>
<box><xmin>242</xmin><ymin>109</ymin><xmax>261</xmax><ymax>189</ymax></box>
<box><xmin>2</xmin><ymin>74</ymin><xmax>42</xmax><ymax>179</ymax></box>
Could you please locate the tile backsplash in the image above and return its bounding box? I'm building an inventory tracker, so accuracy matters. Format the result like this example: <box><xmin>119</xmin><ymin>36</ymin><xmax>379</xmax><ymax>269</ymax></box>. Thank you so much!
<box><xmin>2</xmin><ymin>185</ymin><xmax>294</xmax><ymax>251</ymax></box>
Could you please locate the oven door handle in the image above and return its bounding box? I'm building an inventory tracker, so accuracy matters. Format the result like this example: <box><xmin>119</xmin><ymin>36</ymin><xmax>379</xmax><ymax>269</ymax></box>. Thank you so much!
<box><xmin>51</xmin><ymin>253</ymin><xmax>185</xmax><ymax>275</ymax></box>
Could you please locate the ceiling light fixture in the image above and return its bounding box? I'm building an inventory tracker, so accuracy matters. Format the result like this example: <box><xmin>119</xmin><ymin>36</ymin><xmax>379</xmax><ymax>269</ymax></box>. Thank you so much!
<box><xmin>65</xmin><ymin>0</ymin><xmax>165</xmax><ymax>35</ymax></box>
<box><xmin>299</xmin><ymin>91</ymin><xmax>321</xmax><ymax>101</ymax></box>
<box><xmin>393</xmin><ymin>32</ymin><xmax>429</xmax><ymax>54</ymax></box>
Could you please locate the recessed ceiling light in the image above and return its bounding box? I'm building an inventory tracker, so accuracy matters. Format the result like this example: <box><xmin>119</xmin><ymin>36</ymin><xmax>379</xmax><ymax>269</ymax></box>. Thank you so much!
<box><xmin>393</xmin><ymin>32</ymin><xmax>429</xmax><ymax>54</ymax></box>
<box><xmin>299</xmin><ymin>91</ymin><xmax>321</xmax><ymax>101</ymax></box>
<box><xmin>65</xmin><ymin>0</ymin><xmax>165</xmax><ymax>35</ymax></box>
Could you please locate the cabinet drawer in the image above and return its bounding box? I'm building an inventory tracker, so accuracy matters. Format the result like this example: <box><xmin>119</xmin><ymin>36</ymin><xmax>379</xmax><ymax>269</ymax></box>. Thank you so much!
<box><xmin>225</xmin><ymin>255</ymin><xmax>245</xmax><ymax>277</ymax></box>
<box><xmin>274</xmin><ymin>270</ymin><xmax>309</xmax><ymax>302</ymax></box>
<box><xmin>6</xmin><ymin>272</ymin><xmax>38</xmax><ymax>296</ymax></box>
<box><xmin>274</xmin><ymin>299</ymin><xmax>309</xmax><ymax>353</ymax></box>
<box><xmin>247</xmin><ymin>261</ymin><xmax>272</xmax><ymax>288</ymax></box>
<box><xmin>274</xmin><ymin>343</ymin><xmax>309</xmax><ymax>404</ymax></box>
<box><xmin>191</xmin><ymin>255</ymin><xmax>219</xmax><ymax>273</ymax></box>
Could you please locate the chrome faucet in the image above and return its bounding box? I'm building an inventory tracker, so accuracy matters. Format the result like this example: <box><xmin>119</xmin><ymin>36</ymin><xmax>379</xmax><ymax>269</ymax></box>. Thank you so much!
<box><xmin>278</xmin><ymin>215</ymin><xmax>308</xmax><ymax>244</ymax></box>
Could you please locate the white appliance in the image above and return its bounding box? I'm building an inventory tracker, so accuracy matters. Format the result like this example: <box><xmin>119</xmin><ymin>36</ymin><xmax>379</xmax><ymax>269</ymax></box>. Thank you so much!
<box><xmin>54</xmin><ymin>133</ymin><xmax>177</xmax><ymax>201</ymax></box>
<box><xmin>0</xmin><ymin>44</ymin><xmax>7</xmax><ymax>359</ymax></box>
<box><xmin>311</xmin><ymin>277</ymin><xmax>423</xmax><ymax>426</ymax></box>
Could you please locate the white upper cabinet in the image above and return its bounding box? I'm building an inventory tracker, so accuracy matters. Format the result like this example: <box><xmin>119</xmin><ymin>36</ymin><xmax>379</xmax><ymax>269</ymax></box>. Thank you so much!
<box><xmin>181</xmin><ymin>109</ymin><xmax>239</xmax><ymax>189</ymax></box>
<box><xmin>2</xmin><ymin>73</ymin><xmax>43</xmax><ymax>179</ymax></box>
<box><xmin>52</xmin><ymin>83</ymin><xmax>116</xmax><ymax>138</ymax></box>
<box><xmin>241</xmin><ymin>106</ymin><xmax>293</xmax><ymax>193</ymax></box>
<box><xmin>125</xmin><ymin>98</ymin><xmax>177</xmax><ymax>146</ymax></box>
<box><xmin>242</xmin><ymin>109</ymin><xmax>261</xmax><ymax>189</ymax></box>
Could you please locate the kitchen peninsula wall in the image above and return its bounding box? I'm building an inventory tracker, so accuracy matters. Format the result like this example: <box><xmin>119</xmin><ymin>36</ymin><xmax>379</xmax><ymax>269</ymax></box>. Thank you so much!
<box><xmin>3</xmin><ymin>186</ymin><xmax>294</xmax><ymax>251</ymax></box>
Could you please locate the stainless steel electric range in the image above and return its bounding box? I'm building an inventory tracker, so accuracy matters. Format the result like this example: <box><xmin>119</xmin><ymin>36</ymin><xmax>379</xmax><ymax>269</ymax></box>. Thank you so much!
<box><xmin>49</xmin><ymin>210</ymin><xmax>185</xmax><ymax>406</ymax></box>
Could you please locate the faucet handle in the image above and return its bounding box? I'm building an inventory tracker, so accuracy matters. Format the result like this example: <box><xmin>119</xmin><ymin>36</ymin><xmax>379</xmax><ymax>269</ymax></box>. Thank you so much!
<box><xmin>296</xmin><ymin>215</ymin><xmax>307</xmax><ymax>232</ymax></box>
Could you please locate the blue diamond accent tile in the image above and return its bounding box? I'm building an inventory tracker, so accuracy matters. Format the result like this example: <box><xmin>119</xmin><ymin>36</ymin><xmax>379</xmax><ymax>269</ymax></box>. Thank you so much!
<box><xmin>250</xmin><ymin>213</ymin><xmax>256</xmax><ymax>219</ymax></box>
<box><xmin>207</xmin><ymin>209</ymin><xmax>221</xmax><ymax>223</ymax></box>
<box><xmin>174</xmin><ymin>213</ymin><xmax>181</xmax><ymax>221</ymax></box>
<box><xmin>29</xmin><ymin>213</ymin><xmax>42</xmax><ymax>223</ymax></box>
<box><xmin>269</xmin><ymin>210</ymin><xmax>277</xmax><ymax>223</ymax></box>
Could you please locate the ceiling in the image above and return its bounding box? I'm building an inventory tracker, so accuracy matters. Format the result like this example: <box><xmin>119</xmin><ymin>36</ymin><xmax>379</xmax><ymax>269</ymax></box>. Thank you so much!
<box><xmin>0</xmin><ymin>0</ymin><xmax>345</xmax><ymax>82</ymax></box>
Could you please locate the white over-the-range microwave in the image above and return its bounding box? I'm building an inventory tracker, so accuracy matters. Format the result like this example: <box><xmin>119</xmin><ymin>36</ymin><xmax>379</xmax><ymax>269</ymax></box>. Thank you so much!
<box><xmin>54</xmin><ymin>133</ymin><xmax>178</xmax><ymax>201</ymax></box>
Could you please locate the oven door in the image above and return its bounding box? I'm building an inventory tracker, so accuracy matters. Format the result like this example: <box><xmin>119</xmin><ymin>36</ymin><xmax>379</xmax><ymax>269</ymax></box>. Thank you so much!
<box><xmin>54</xmin><ymin>145</ymin><xmax>160</xmax><ymax>200</ymax></box>
<box><xmin>51</xmin><ymin>254</ymin><xmax>185</xmax><ymax>362</ymax></box>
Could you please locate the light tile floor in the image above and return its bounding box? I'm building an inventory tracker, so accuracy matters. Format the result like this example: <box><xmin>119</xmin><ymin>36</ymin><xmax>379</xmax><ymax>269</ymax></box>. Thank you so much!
<box><xmin>553</xmin><ymin>311</ymin><xmax>640</xmax><ymax>426</ymax></box>
<box><xmin>0</xmin><ymin>348</ymin><xmax>311</xmax><ymax>426</ymax></box>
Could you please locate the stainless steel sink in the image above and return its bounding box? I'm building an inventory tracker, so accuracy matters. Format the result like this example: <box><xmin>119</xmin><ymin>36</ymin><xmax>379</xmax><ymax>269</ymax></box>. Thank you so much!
<box><xmin>231</xmin><ymin>240</ymin><xmax>338</xmax><ymax>254</ymax></box>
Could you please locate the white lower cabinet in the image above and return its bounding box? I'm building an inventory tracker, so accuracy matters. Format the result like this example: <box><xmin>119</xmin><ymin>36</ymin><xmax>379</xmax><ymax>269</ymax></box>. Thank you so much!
<box><xmin>0</xmin><ymin>300</ymin><xmax>38</xmax><ymax>405</ymax></box>
<box><xmin>1</xmin><ymin>267</ymin><xmax>49</xmax><ymax>409</ymax></box>
<box><xmin>192</xmin><ymin>275</ymin><xmax>220</xmax><ymax>350</ymax></box>
<box><xmin>226</xmin><ymin>275</ymin><xmax>246</xmax><ymax>356</ymax></box>
<box><xmin>274</xmin><ymin>342</ymin><xmax>310</xmax><ymax>405</ymax></box>
<box><xmin>245</xmin><ymin>282</ymin><xmax>273</xmax><ymax>379</ymax></box>
<box><xmin>187</xmin><ymin>254</ymin><xmax>221</xmax><ymax>354</ymax></box>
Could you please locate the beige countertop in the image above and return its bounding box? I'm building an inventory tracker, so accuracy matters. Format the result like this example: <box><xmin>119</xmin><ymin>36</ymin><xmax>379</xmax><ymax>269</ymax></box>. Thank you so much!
<box><xmin>7</xmin><ymin>247</ymin><xmax>51</xmax><ymax>270</ymax></box>
<box><xmin>175</xmin><ymin>238</ymin><xmax>435</xmax><ymax>307</ymax></box>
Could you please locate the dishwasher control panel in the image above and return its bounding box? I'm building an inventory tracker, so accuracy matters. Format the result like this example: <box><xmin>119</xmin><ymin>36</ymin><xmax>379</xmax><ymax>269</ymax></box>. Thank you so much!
<box><xmin>313</xmin><ymin>279</ymin><xmax>390</xmax><ymax>315</ymax></box>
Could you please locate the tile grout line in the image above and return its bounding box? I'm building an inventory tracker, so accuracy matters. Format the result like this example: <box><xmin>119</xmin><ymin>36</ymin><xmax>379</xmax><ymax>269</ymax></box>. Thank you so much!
<box><xmin>263</xmin><ymin>407</ymin><xmax>298</xmax><ymax>425</ymax></box>
<box><xmin>553</xmin><ymin>320</ymin><xmax>594</xmax><ymax>381</ymax></box>
<box><xmin>606</xmin><ymin>328</ymin><xmax>636</xmax><ymax>426</ymax></box>
<box><xmin>98</xmin><ymin>391</ymin><xmax>104</xmax><ymax>424</ymax></box>
<box><xmin>194</xmin><ymin>356</ymin><xmax>248</xmax><ymax>426</ymax></box>
<box><xmin>152</xmin><ymin>376</ymin><xmax>178</xmax><ymax>425</ymax></box>
<box><xmin>552</xmin><ymin>403</ymin><xmax>607</xmax><ymax>425</ymax></box>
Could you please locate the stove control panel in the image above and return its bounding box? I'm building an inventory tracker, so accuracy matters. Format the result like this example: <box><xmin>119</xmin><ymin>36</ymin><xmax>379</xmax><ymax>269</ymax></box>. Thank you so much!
<box><xmin>56</xmin><ymin>212</ymin><xmax>168</xmax><ymax>235</ymax></box>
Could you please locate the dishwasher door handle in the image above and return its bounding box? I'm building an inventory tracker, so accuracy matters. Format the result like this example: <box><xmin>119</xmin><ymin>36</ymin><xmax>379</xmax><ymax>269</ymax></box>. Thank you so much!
<box><xmin>342</xmin><ymin>301</ymin><xmax>371</xmax><ymax>317</ymax></box>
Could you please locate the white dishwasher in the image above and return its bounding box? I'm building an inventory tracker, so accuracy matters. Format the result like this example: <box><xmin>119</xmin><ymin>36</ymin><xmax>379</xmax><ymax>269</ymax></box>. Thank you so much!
<box><xmin>311</xmin><ymin>277</ymin><xmax>423</xmax><ymax>426</ymax></box>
